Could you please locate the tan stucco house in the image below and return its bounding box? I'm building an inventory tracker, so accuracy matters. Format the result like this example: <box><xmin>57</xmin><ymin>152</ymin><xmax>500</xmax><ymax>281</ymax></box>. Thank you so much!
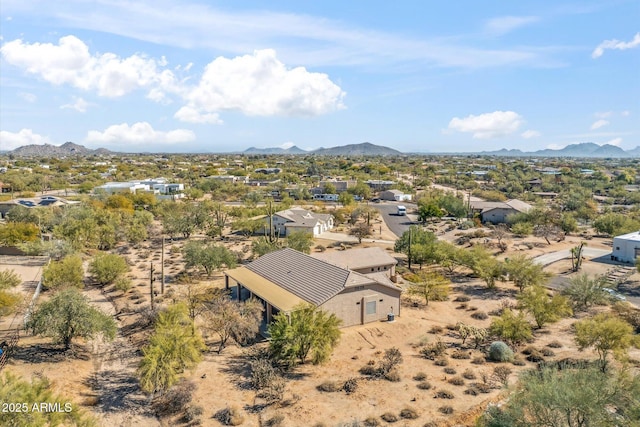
<box><xmin>224</xmin><ymin>248</ymin><xmax>402</xmax><ymax>327</ymax></box>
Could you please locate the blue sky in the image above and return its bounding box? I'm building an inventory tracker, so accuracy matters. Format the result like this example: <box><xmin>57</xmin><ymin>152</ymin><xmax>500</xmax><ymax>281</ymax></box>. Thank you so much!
<box><xmin>0</xmin><ymin>0</ymin><xmax>638</xmax><ymax>153</ymax></box>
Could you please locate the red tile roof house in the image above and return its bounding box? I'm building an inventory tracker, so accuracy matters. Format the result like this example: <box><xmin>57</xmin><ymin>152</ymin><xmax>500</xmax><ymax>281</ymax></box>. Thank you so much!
<box><xmin>224</xmin><ymin>248</ymin><xmax>402</xmax><ymax>327</ymax></box>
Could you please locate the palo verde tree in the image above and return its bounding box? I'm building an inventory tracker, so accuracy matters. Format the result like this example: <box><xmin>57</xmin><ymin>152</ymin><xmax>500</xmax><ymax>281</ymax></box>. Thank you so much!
<box><xmin>406</xmin><ymin>270</ymin><xmax>450</xmax><ymax>306</ymax></box>
<box><xmin>269</xmin><ymin>304</ymin><xmax>341</xmax><ymax>368</ymax></box>
<box><xmin>574</xmin><ymin>313</ymin><xmax>637</xmax><ymax>372</ymax></box>
<box><xmin>505</xmin><ymin>254</ymin><xmax>551</xmax><ymax>292</ymax></box>
<box><xmin>26</xmin><ymin>288</ymin><xmax>116</xmax><ymax>350</ymax></box>
<box><xmin>479</xmin><ymin>365</ymin><xmax>640</xmax><ymax>427</ymax></box>
<box><xmin>0</xmin><ymin>269</ymin><xmax>22</xmax><ymax>316</ymax></box>
<box><xmin>89</xmin><ymin>253</ymin><xmax>130</xmax><ymax>286</ymax></box>
<box><xmin>183</xmin><ymin>240</ymin><xmax>236</xmax><ymax>277</ymax></box>
<box><xmin>517</xmin><ymin>285</ymin><xmax>572</xmax><ymax>329</ymax></box>
<box><xmin>138</xmin><ymin>303</ymin><xmax>205</xmax><ymax>396</ymax></box>
<box><xmin>42</xmin><ymin>255</ymin><xmax>84</xmax><ymax>290</ymax></box>
<box><xmin>286</xmin><ymin>230</ymin><xmax>314</xmax><ymax>254</ymax></box>
<box><xmin>489</xmin><ymin>308</ymin><xmax>532</xmax><ymax>346</ymax></box>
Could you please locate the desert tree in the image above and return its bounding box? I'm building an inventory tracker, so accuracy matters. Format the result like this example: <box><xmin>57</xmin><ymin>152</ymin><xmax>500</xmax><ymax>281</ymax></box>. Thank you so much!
<box><xmin>286</xmin><ymin>230</ymin><xmax>314</xmax><ymax>254</ymax></box>
<box><xmin>269</xmin><ymin>304</ymin><xmax>341</xmax><ymax>367</ymax></box>
<box><xmin>0</xmin><ymin>372</ymin><xmax>98</xmax><ymax>426</ymax></box>
<box><xmin>42</xmin><ymin>255</ymin><xmax>84</xmax><ymax>290</ymax></box>
<box><xmin>183</xmin><ymin>241</ymin><xmax>236</xmax><ymax>277</ymax></box>
<box><xmin>138</xmin><ymin>303</ymin><xmax>205</xmax><ymax>395</ymax></box>
<box><xmin>26</xmin><ymin>288</ymin><xmax>116</xmax><ymax>350</ymax></box>
<box><xmin>202</xmin><ymin>290</ymin><xmax>262</xmax><ymax>353</ymax></box>
<box><xmin>517</xmin><ymin>285</ymin><xmax>572</xmax><ymax>329</ymax></box>
<box><xmin>561</xmin><ymin>273</ymin><xmax>609</xmax><ymax>312</ymax></box>
<box><xmin>406</xmin><ymin>270</ymin><xmax>450</xmax><ymax>306</ymax></box>
<box><xmin>570</xmin><ymin>242</ymin><xmax>586</xmax><ymax>272</ymax></box>
<box><xmin>505</xmin><ymin>254</ymin><xmax>550</xmax><ymax>292</ymax></box>
<box><xmin>252</xmin><ymin>236</ymin><xmax>282</xmax><ymax>258</ymax></box>
<box><xmin>89</xmin><ymin>253</ymin><xmax>129</xmax><ymax>286</ymax></box>
<box><xmin>349</xmin><ymin>222</ymin><xmax>372</xmax><ymax>244</ymax></box>
<box><xmin>0</xmin><ymin>269</ymin><xmax>22</xmax><ymax>316</ymax></box>
<box><xmin>489</xmin><ymin>308</ymin><xmax>532</xmax><ymax>346</ymax></box>
<box><xmin>480</xmin><ymin>365</ymin><xmax>640</xmax><ymax>427</ymax></box>
<box><xmin>467</xmin><ymin>246</ymin><xmax>505</xmax><ymax>289</ymax></box>
<box><xmin>574</xmin><ymin>313</ymin><xmax>637</xmax><ymax>372</ymax></box>
<box><xmin>490</xmin><ymin>224</ymin><xmax>510</xmax><ymax>252</ymax></box>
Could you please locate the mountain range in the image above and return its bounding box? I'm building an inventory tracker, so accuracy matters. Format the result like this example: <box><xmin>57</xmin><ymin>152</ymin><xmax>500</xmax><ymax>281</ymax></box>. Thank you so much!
<box><xmin>4</xmin><ymin>141</ymin><xmax>640</xmax><ymax>158</ymax></box>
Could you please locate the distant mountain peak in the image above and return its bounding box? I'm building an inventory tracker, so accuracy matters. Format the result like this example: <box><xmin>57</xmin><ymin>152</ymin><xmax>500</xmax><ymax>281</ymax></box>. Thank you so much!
<box><xmin>9</xmin><ymin>142</ymin><xmax>112</xmax><ymax>157</ymax></box>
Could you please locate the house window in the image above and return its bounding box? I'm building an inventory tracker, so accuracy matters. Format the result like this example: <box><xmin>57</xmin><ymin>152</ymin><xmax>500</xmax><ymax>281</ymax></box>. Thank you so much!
<box><xmin>616</xmin><ymin>247</ymin><xmax>620</xmax><ymax>250</ymax></box>
<box><xmin>365</xmin><ymin>301</ymin><xmax>377</xmax><ymax>315</ymax></box>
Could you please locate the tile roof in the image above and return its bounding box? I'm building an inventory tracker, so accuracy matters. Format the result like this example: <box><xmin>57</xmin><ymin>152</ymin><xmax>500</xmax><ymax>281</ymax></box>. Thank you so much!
<box><xmin>276</xmin><ymin>208</ymin><xmax>332</xmax><ymax>228</ymax></box>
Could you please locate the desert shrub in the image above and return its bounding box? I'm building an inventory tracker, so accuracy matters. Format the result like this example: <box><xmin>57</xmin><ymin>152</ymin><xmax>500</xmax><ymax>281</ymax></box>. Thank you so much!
<box><xmin>250</xmin><ymin>358</ymin><xmax>278</xmax><ymax>390</ymax></box>
<box><xmin>264</xmin><ymin>414</ymin><xmax>285</xmax><ymax>427</ymax></box>
<box><xmin>471</xmin><ymin>311</ymin><xmax>488</xmax><ymax>320</ymax></box>
<box><xmin>343</xmin><ymin>378</ymin><xmax>358</xmax><ymax>394</ymax></box>
<box><xmin>399</xmin><ymin>407</ymin><xmax>419</xmax><ymax>419</ymax></box>
<box><xmin>467</xmin><ymin>306</ymin><xmax>478</xmax><ymax>311</ymax></box>
<box><xmin>446</xmin><ymin>323</ymin><xmax>457</xmax><ymax>330</ymax></box>
<box><xmin>315</xmin><ymin>245</ymin><xmax>326</xmax><ymax>252</ymax></box>
<box><xmin>454</xmin><ymin>295</ymin><xmax>471</xmax><ymax>302</ymax></box>
<box><xmin>493</xmin><ymin>366</ymin><xmax>512</xmax><ymax>386</ymax></box>
<box><xmin>215</xmin><ymin>406</ymin><xmax>245</xmax><ymax>426</ymax></box>
<box><xmin>465</xmin><ymin>387</ymin><xmax>480</xmax><ymax>396</ymax></box>
<box><xmin>488</xmin><ymin>341</ymin><xmax>514</xmax><ymax>362</ymax></box>
<box><xmin>434</xmin><ymin>357</ymin><xmax>449</xmax><ymax>366</ymax></box>
<box><xmin>439</xmin><ymin>406</ymin><xmax>454</xmax><ymax>415</ymax></box>
<box><xmin>512</xmin><ymin>357</ymin><xmax>526</xmax><ymax>366</ymax></box>
<box><xmin>420</xmin><ymin>339</ymin><xmax>447</xmax><ymax>359</ymax></box>
<box><xmin>472</xmin><ymin>356</ymin><xmax>486</xmax><ymax>365</ymax></box>
<box><xmin>435</xmin><ymin>389</ymin><xmax>455</xmax><ymax>399</ymax></box>
<box><xmin>384</xmin><ymin>369</ymin><xmax>401</xmax><ymax>382</ymax></box>
<box><xmin>451</xmin><ymin>350</ymin><xmax>471</xmax><ymax>360</ymax></box>
<box><xmin>417</xmin><ymin>381</ymin><xmax>432</xmax><ymax>390</ymax></box>
<box><xmin>182</xmin><ymin>405</ymin><xmax>204</xmax><ymax>423</ymax></box>
<box><xmin>114</xmin><ymin>276</ymin><xmax>132</xmax><ymax>292</ymax></box>
<box><xmin>359</xmin><ymin>365</ymin><xmax>378</xmax><ymax>376</ymax></box>
<box><xmin>429</xmin><ymin>325</ymin><xmax>444</xmax><ymax>334</ymax></box>
<box><xmin>152</xmin><ymin>380</ymin><xmax>195</xmax><ymax>417</ymax></box>
<box><xmin>317</xmin><ymin>381</ymin><xmax>341</xmax><ymax>392</ymax></box>
<box><xmin>380</xmin><ymin>412</ymin><xmax>398</xmax><ymax>423</ymax></box>
<box><xmin>444</xmin><ymin>367</ymin><xmax>456</xmax><ymax>375</ymax></box>
<box><xmin>413</xmin><ymin>372</ymin><xmax>427</xmax><ymax>381</ymax></box>
<box><xmin>521</xmin><ymin>346</ymin><xmax>536</xmax><ymax>355</ymax></box>
<box><xmin>448</xmin><ymin>376</ymin><xmax>465</xmax><ymax>386</ymax></box>
<box><xmin>363</xmin><ymin>417</ymin><xmax>379</xmax><ymax>427</ymax></box>
<box><xmin>423</xmin><ymin>423</ymin><xmax>439</xmax><ymax>427</ymax></box>
<box><xmin>380</xmin><ymin>347</ymin><xmax>403</xmax><ymax>376</ymax></box>
<box><xmin>526</xmin><ymin>350</ymin><xmax>545</xmax><ymax>363</ymax></box>
<box><xmin>457</xmin><ymin>303</ymin><xmax>468</xmax><ymax>310</ymax></box>
<box><xmin>541</xmin><ymin>348</ymin><xmax>555</xmax><ymax>357</ymax></box>
<box><xmin>547</xmin><ymin>340</ymin><xmax>563</xmax><ymax>348</ymax></box>
<box><xmin>462</xmin><ymin>369</ymin><xmax>476</xmax><ymax>380</ymax></box>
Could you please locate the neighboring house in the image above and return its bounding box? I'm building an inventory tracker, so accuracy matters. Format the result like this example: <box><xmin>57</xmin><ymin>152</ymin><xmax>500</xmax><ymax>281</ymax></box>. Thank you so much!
<box><xmin>365</xmin><ymin>180</ymin><xmax>395</xmax><ymax>191</ymax></box>
<box><xmin>261</xmin><ymin>208</ymin><xmax>334</xmax><ymax>236</ymax></box>
<box><xmin>224</xmin><ymin>248</ymin><xmax>402</xmax><ymax>327</ymax></box>
<box><xmin>469</xmin><ymin>199</ymin><xmax>532</xmax><ymax>224</ymax></box>
<box><xmin>379</xmin><ymin>189</ymin><xmax>412</xmax><ymax>202</ymax></box>
<box><xmin>207</xmin><ymin>175</ymin><xmax>249</xmax><ymax>184</ymax></box>
<box><xmin>0</xmin><ymin>196</ymin><xmax>79</xmax><ymax>219</ymax></box>
<box><xmin>611</xmin><ymin>231</ymin><xmax>640</xmax><ymax>263</ymax></box>
<box><xmin>95</xmin><ymin>182</ymin><xmax>149</xmax><ymax>194</ymax></box>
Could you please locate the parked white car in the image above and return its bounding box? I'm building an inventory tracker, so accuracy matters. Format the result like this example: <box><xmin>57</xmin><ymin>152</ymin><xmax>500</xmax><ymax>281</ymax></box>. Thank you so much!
<box><xmin>602</xmin><ymin>288</ymin><xmax>626</xmax><ymax>301</ymax></box>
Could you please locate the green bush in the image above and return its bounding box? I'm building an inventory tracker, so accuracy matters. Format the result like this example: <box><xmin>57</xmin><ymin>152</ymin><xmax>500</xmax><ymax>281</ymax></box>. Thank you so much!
<box><xmin>89</xmin><ymin>253</ymin><xmax>130</xmax><ymax>286</ymax></box>
<box><xmin>488</xmin><ymin>341</ymin><xmax>514</xmax><ymax>362</ymax></box>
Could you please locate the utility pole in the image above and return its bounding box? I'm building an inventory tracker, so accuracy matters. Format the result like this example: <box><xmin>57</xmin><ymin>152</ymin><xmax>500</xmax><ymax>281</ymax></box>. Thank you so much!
<box><xmin>407</xmin><ymin>227</ymin><xmax>412</xmax><ymax>271</ymax></box>
<box><xmin>150</xmin><ymin>262</ymin><xmax>155</xmax><ymax>311</ymax></box>
<box><xmin>161</xmin><ymin>237</ymin><xmax>165</xmax><ymax>295</ymax></box>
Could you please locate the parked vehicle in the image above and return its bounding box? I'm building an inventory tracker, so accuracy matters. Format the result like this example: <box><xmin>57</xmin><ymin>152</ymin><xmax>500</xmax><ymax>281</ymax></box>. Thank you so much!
<box><xmin>602</xmin><ymin>288</ymin><xmax>626</xmax><ymax>301</ymax></box>
<box><xmin>397</xmin><ymin>205</ymin><xmax>407</xmax><ymax>216</ymax></box>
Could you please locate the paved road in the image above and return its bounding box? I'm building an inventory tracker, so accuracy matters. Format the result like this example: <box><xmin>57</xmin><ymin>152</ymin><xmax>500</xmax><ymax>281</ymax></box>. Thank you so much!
<box><xmin>374</xmin><ymin>201</ymin><xmax>418</xmax><ymax>237</ymax></box>
<box><xmin>532</xmin><ymin>248</ymin><xmax>611</xmax><ymax>266</ymax></box>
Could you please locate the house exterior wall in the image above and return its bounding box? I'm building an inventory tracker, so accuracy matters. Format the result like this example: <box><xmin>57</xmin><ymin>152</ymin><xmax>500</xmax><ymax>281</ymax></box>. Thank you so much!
<box><xmin>612</xmin><ymin>235</ymin><xmax>640</xmax><ymax>263</ymax></box>
<box><xmin>319</xmin><ymin>283</ymin><xmax>401</xmax><ymax>327</ymax></box>
<box><xmin>351</xmin><ymin>263</ymin><xmax>395</xmax><ymax>276</ymax></box>
<box><xmin>481</xmin><ymin>208</ymin><xmax>516</xmax><ymax>224</ymax></box>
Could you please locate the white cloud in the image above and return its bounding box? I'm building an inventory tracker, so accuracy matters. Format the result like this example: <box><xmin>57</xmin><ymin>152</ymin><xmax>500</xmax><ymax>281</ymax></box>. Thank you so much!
<box><xmin>594</xmin><ymin>111</ymin><xmax>612</xmax><ymax>119</ymax></box>
<box><xmin>0</xmin><ymin>129</ymin><xmax>51</xmax><ymax>150</ymax></box>
<box><xmin>590</xmin><ymin>119</ymin><xmax>609</xmax><ymax>130</ymax></box>
<box><xmin>85</xmin><ymin>122</ymin><xmax>195</xmax><ymax>146</ymax></box>
<box><xmin>60</xmin><ymin>96</ymin><xmax>92</xmax><ymax>113</ymax></box>
<box><xmin>174</xmin><ymin>106</ymin><xmax>222</xmax><ymax>124</ymax></box>
<box><xmin>621</xmin><ymin>110</ymin><xmax>630</xmax><ymax>117</ymax></box>
<box><xmin>177</xmin><ymin>49</ymin><xmax>345</xmax><ymax>120</ymax></box>
<box><xmin>546</xmin><ymin>143</ymin><xmax>565</xmax><ymax>150</ymax></box>
<box><xmin>18</xmin><ymin>92</ymin><xmax>37</xmax><ymax>103</ymax></box>
<box><xmin>0</xmin><ymin>35</ymin><xmax>179</xmax><ymax>98</ymax></box>
<box><xmin>604</xmin><ymin>137</ymin><xmax>622</xmax><ymax>146</ymax></box>
<box><xmin>448</xmin><ymin>111</ymin><xmax>524</xmax><ymax>139</ymax></box>
<box><xmin>485</xmin><ymin>16</ymin><xmax>539</xmax><ymax>35</ymax></box>
<box><xmin>592</xmin><ymin>32</ymin><xmax>640</xmax><ymax>58</ymax></box>
<box><xmin>521</xmin><ymin>130</ymin><xmax>540</xmax><ymax>139</ymax></box>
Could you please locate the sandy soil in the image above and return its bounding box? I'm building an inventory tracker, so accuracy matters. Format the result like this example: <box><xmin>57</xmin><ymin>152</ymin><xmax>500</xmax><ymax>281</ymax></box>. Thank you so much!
<box><xmin>1</xmin><ymin>216</ymin><xmax>638</xmax><ymax>427</ymax></box>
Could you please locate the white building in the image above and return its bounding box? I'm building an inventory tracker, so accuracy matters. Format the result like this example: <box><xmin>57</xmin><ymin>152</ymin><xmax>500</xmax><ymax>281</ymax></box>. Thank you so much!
<box><xmin>612</xmin><ymin>231</ymin><xmax>640</xmax><ymax>264</ymax></box>
<box><xmin>95</xmin><ymin>182</ymin><xmax>150</xmax><ymax>194</ymax></box>
<box><xmin>379</xmin><ymin>189</ymin><xmax>412</xmax><ymax>202</ymax></box>
<box><xmin>261</xmin><ymin>208</ymin><xmax>334</xmax><ymax>236</ymax></box>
